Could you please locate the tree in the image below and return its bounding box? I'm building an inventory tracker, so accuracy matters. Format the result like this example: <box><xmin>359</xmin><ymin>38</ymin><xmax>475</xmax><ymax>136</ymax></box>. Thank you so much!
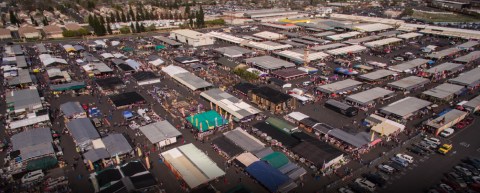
<box><xmin>130</xmin><ymin>23</ymin><xmax>135</xmax><ymax>33</ymax></box>
<box><xmin>87</xmin><ymin>1</ymin><xmax>95</xmax><ymax>10</ymax></box>
<box><xmin>189</xmin><ymin>12</ymin><xmax>194</xmax><ymax>28</ymax></box>
<box><xmin>9</xmin><ymin>10</ymin><xmax>17</xmax><ymax>25</ymax></box>
<box><xmin>30</xmin><ymin>15</ymin><xmax>35</xmax><ymax>25</ymax></box>
<box><xmin>106</xmin><ymin>21</ymin><xmax>112</xmax><ymax>34</ymax></box>
<box><xmin>139</xmin><ymin>23</ymin><xmax>145</xmax><ymax>32</ymax></box>
<box><xmin>135</xmin><ymin>22</ymin><xmax>140</xmax><ymax>33</ymax></box>
<box><xmin>121</xmin><ymin>11</ymin><xmax>127</xmax><ymax>22</ymax></box>
<box><xmin>115</xmin><ymin>10</ymin><xmax>121</xmax><ymax>23</ymax></box>
<box><xmin>198</xmin><ymin>6</ymin><xmax>205</xmax><ymax>28</ymax></box>
<box><xmin>185</xmin><ymin>3</ymin><xmax>190</xmax><ymax>15</ymax></box>
<box><xmin>128</xmin><ymin>6</ymin><xmax>135</xmax><ymax>21</ymax></box>
<box><xmin>42</xmin><ymin>16</ymin><xmax>49</xmax><ymax>26</ymax></box>
<box><xmin>110</xmin><ymin>12</ymin><xmax>116</xmax><ymax>23</ymax></box>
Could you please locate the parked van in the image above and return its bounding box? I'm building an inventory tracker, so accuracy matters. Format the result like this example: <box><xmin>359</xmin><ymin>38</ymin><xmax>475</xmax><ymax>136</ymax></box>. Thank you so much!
<box><xmin>354</xmin><ymin>178</ymin><xmax>376</xmax><ymax>192</ymax></box>
<box><xmin>396</xmin><ymin>154</ymin><xmax>414</xmax><ymax>163</ymax></box>
<box><xmin>423</xmin><ymin>137</ymin><xmax>441</xmax><ymax>146</ymax></box>
<box><xmin>92</xmin><ymin>118</ymin><xmax>102</xmax><ymax>128</ymax></box>
<box><xmin>21</xmin><ymin>170</ymin><xmax>44</xmax><ymax>183</ymax></box>
<box><xmin>324</xmin><ymin>99</ymin><xmax>359</xmax><ymax>117</ymax></box>
<box><xmin>391</xmin><ymin>157</ymin><xmax>409</xmax><ymax>167</ymax></box>
<box><xmin>440</xmin><ymin>128</ymin><xmax>454</xmax><ymax>138</ymax></box>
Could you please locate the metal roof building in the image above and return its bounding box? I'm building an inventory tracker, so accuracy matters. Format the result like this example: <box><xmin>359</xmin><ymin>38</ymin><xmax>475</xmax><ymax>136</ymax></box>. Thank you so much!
<box><xmin>310</xmin><ymin>43</ymin><xmax>346</xmax><ymax>51</ymax></box>
<box><xmin>139</xmin><ymin>120</ymin><xmax>182</xmax><ymax>147</ymax></box>
<box><xmin>253</xmin><ymin>31</ymin><xmax>285</xmax><ymax>40</ymax></box>
<box><xmin>317</xmin><ymin>79</ymin><xmax>363</xmax><ymax>94</ymax></box>
<box><xmin>344</xmin><ymin>35</ymin><xmax>382</xmax><ymax>45</ymax></box>
<box><xmin>363</xmin><ymin>37</ymin><xmax>402</xmax><ymax>48</ymax></box>
<box><xmin>388</xmin><ymin>76</ymin><xmax>430</xmax><ymax>91</ymax></box>
<box><xmin>358</xmin><ymin>69</ymin><xmax>397</xmax><ymax>82</ymax></box>
<box><xmin>426</xmin><ymin>47</ymin><xmax>461</xmax><ymax>60</ymax></box>
<box><xmin>454</xmin><ymin>51</ymin><xmax>480</xmax><ymax>63</ymax></box>
<box><xmin>346</xmin><ymin>87</ymin><xmax>395</xmax><ymax>106</ymax></box>
<box><xmin>214</xmin><ymin>46</ymin><xmax>253</xmax><ymax>58</ymax></box>
<box><xmin>388</xmin><ymin>58</ymin><xmax>430</xmax><ymax>72</ymax></box>
<box><xmin>448</xmin><ymin>67</ymin><xmax>480</xmax><ymax>87</ymax></box>
<box><xmin>275</xmin><ymin>50</ymin><xmax>329</xmax><ymax>63</ymax></box>
<box><xmin>422</xmin><ymin>83</ymin><xmax>465</xmax><ymax>101</ymax></box>
<box><xmin>66</xmin><ymin>118</ymin><xmax>100</xmax><ymax>148</ymax></box>
<box><xmin>380</xmin><ymin>97</ymin><xmax>432</xmax><ymax>119</ymax></box>
<box><xmin>425</xmin><ymin>62</ymin><xmax>464</xmax><ymax>75</ymax></box>
<box><xmin>326</xmin><ymin>45</ymin><xmax>367</xmax><ymax>55</ymax></box>
<box><xmin>6</xmin><ymin>88</ymin><xmax>42</xmax><ymax>112</ymax></box>
<box><xmin>353</xmin><ymin>23</ymin><xmax>393</xmax><ymax>32</ymax></box>
<box><xmin>201</xmin><ymin>88</ymin><xmax>261</xmax><ymax>120</ymax></box>
<box><xmin>245</xmin><ymin>56</ymin><xmax>296</xmax><ymax>71</ymax></box>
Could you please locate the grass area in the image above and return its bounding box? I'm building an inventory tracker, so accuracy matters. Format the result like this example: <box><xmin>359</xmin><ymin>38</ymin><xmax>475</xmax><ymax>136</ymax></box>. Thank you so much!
<box><xmin>412</xmin><ymin>11</ymin><xmax>480</xmax><ymax>22</ymax></box>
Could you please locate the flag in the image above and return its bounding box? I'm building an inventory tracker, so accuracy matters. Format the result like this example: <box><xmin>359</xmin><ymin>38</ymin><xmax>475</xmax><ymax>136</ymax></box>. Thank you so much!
<box><xmin>116</xmin><ymin>154</ymin><xmax>120</xmax><ymax>165</ymax></box>
<box><xmin>370</xmin><ymin>131</ymin><xmax>375</xmax><ymax>142</ymax></box>
<box><xmin>137</xmin><ymin>147</ymin><xmax>142</xmax><ymax>157</ymax></box>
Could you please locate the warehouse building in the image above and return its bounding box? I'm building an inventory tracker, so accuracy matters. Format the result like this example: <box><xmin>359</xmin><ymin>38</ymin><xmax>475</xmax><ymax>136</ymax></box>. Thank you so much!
<box><xmin>169</xmin><ymin>29</ymin><xmax>214</xmax><ymax>47</ymax></box>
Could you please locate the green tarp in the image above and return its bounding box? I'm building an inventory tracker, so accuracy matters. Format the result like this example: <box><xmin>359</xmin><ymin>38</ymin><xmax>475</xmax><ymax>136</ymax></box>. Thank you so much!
<box><xmin>26</xmin><ymin>156</ymin><xmax>58</xmax><ymax>171</ymax></box>
<box><xmin>186</xmin><ymin>110</ymin><xmax>228</xmax><ymax>132</ymax></box>
<box><xmin>122</xmin><ymin>47</ymin><xmax>134</xmax><ymax>52</ymax></box>
<box><xmin>265</xmin><ymin>117</ymin><xmax>296</xmax><ymax>134</ymax></box>
<box><xmin>261</xmin><ymin>152</ymin><xmax>289</xmax><ymax>169</ymax></box>
<box><xmin>155</xmin><ymin>45</ymin><xmax>166</xmax><ymax>51</ymax></box>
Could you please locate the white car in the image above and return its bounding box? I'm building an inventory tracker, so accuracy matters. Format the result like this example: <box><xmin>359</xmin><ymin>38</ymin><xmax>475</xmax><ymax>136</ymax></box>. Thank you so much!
<box><xmin>338</xmin><ymin>187</ymin><xmax>355</xmax><ymax>193</ymax></box>
<box><xmin>439</xmin><ymin>183</ymin><xmax>454</xmax><ymax>192</ymax></box>
<box><xmin>396</xmin><ymin>153</ymin><xmax>414</xmax><ymax>163</ymax></box>
<box><xmin>378</xmin><ymin>164</ymin><xmax>395</xmax><ymax>174</ymax></box>
<box><xmin>394</xmin><ymin>57</ymin><xmax>404</xmax><ymax>61</ymax></box>
<box><xmin>354</xmin><ymin>178</ymin><xmax>376</xmax><ymax>192</ymax></box>
<box><xmin>454</xmin><ymin>166</ymin><xmax>472</xmax><ymax>176</ymax></box>
<box><xmin>21</xmin><ymin>170</ymin><xmax>44</xmax><ymax>184</ymax></box>
<box><xmin>423</xmin><ymin>137</ymin><xmax>441</xmax><ymax>146</ymax></box>
<box><xmin>440</xmin><ymin>128</ymin><xmax>454</xmax><ymax>138</ymax></box>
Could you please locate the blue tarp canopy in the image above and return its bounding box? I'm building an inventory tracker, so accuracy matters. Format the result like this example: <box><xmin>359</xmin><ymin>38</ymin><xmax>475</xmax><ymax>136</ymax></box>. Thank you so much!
<box><xmin>428</xmin><ymin>60</ymin><xmax>435</xmax><ymax>65</ymax></box>
<box><xmin>123</xmin><ymin>111</ymin><xmax>133</xmax><ymax>119</ymax></box>
<box><xmin>88</xmin><ymin>107</ymin><xmax>101</xmax><ymax>117</ymax></box>
<box><xmin>245</xmin><ymin>161</ymin><xmax>289</xmax><ymax>193</ymax></box>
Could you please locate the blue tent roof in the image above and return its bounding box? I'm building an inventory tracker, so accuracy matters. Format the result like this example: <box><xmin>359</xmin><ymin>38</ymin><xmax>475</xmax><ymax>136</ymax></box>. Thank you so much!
<box><xmin>123</xmin><ymin>111</ymin><xmax>133</xmax><ymax>118</ymax></box>
<box><xmin>245</xmin><ymin>161</ymin><xmax>289</xmax><ymax>193</ymax></box>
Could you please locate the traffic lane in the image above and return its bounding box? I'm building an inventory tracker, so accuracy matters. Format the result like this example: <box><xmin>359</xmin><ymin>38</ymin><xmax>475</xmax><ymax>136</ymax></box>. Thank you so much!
<box><xmin>379</xmin><ymin>118</ymin><xmax>480</xmax><ymax>193</ymax></box>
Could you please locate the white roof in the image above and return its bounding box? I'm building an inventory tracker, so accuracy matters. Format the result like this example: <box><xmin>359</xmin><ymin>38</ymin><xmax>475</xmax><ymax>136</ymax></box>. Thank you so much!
<box><xmin>253</xmin><ymin>31</ymin><xmax>285</xmax><ymax>40</ymax></box>
<box><xmin>100</xmin><ymin>53</ymin><xmax>115</xmax><ymax>59</ymax></box>
<box><xmin>161</xmin><ymin>65</ymin><xmax>189</xmax><ymax>76</ymax></box>
<box><xmin>287</xmin><ymin>112</ymin><xmax>309</xmax><ymax>121</ymax></box>
<box><xmin>346</xmin><ymin>87</ymin><xmax>394</xmax><ymax>105</ymax></box>
<box><xmin>148</xmin><ymin>58</ymin><xmax>164</xmax><ymax>66</ymax></box>
<box><xmin>160</xmin><ymin>144</ymin><xmax>225</xmax><ymax>189</ymax></box>
<box><xmin>364</xmin><ymin>37</ymin><xmax>402</xmax><ymax>48</ymax></box>
<box><xmin>171</xmin><ymin>29</ymin><xmax>207</xmax><ymax>39</ymax></box>
<box><xmin>359</xmin><ymin>69</ymin><xmax>397</xmax><ymax>81</ymax></box>
<box><xmin>397</xmin><ymin>32</ymin><xmax>423</xmax><ymax>39</ymax></box>
<box><xmin>244</xmin><ymin>41</ymin><xmax>292</xmax><ymax>51</ymax></box>
<box><xmin>326</xmin><ymin>45</ymin><xmax>367</xmax><ymax>55</ymax></box>
<box><xmin>388</xmin><ymin>58</ymin><xmax>430</xmax><ymax>72</ymax></box>
<box><xmin>318</xmin><ymin>79</ymin><xmax>363</xmax><ymax>94</ymax></box>
<box><xmin>276</xmin><ymin>50</ymin><xmax>329</xmax><ymax>62</ymax></box>
<box><xmin>423</xmin><ymin>83</ymin><xmax>465</xmax><ymax>100</ymax></box>
<box><xmin>200</xmin><ymin>88</ymin><xmax>261</xmax><ymax>120</ymax></box>
<box><xmin>330</xmin><ymin>14</ymin><xmax>405</xmax><ymax>25</ymax></box>
<box><xmin>449</xmin><ymin>67</ymin><xmax>480</xmax><ymax>87</ymax></box>
<box><xmin>206</xmin><ymin>32</ymin><xmax>246</xmax><ymax>44</ymax></box>
<box><xmin>326</xmin><ymin>31</ymin><xmax>361</xmax><ymax>41</ymax></box>
<box><xmin>245</xmin><ymin>56</ymin><xmax>296</xmax><ymax>70</ymax></box>
<box><xmin>354</xmin><ymin>23</ymin><xmax>393</xmax><ymax>32</ymax></box>
<box><xmin>380</xmin><ymin>97</ymin><xmax>431</xmax><ymax>118</ymax></box>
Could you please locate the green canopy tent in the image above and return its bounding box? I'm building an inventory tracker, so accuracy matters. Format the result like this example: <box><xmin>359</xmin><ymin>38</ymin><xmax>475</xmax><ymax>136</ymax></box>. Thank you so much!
<box><xmin>155</xmin><ymin>45</ymin><xmax>166</xmax><ymax>51</ymax></box>
<box><xmin>186</xmin><ymin>110</ymin><xmax>228</xmax><ymax>132</ymax></box>
<box><xmin>261</xmin><ymin>152</ymin><xmax>289</xmax><ymax>169</ymax></box>
<box><xmin>122</xmin><ymin>47</ymin><xmax>134</xmax><ymax>52</ymax></box>
<box><xmin>26</xmin><ymin>156</ymin><xmax>58</xmax><ymax>171</ymax></box>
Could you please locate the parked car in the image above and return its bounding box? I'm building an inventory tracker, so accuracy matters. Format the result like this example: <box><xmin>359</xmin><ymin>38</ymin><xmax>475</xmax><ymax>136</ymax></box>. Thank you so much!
<box><xmin>407</xmin><ymin>146</ymin><xmax>426</xmax><ymax>156</ymax></box>
<box><xmin>378</xmin><ymin>164</ymin><xmax>395</xmax><ymax>174</ymax></box>
<box><xmin>440</xmin><ymin>128</ymin><xmax>454</xmax><ymax>138</ymax></box>
<box><xmin>338</xmin><ymin>187</ymin><xmax>355</xmax><ymax>193</ymax></box>
<box><xmin>439</xmin><ymin>183</ymin><xmax>455</xmax><ymax>193</ymax></box>
<box><xmin>454</xmin><ymin>166</ymin><xmax>473</xmax><ymax>176</ymax></box>
<box><xmin>21</xmin><ymin>170</ymin><xmax>44</xmax><ymax>184</ymax></box>
<box><xmin>396</xmin><ymin>153</ymin><xmax>414</xmax><ymax>163</ymax></box>
<box><xmin>438</xmin><ymin>144</ymin><xmax>453</xmax><ymax>155</ymax></box>
<box><xmin>424</xmin><ymin>137</ymin><xmax>441</xmax><ymax>146</ymax></box>
<box><xmin>355</xmin><ymin>178</ymin><xmax>376</xmax><ymax>192</ymax></box>
<box><xmin>445</xmin><ymin>172</ymin><xmax>468</xmax><ymax>188</ymax></box>
<box><xmin>363</xmin><ymin>173</ymin><xmax>387</xmax><ymax>187</ymax></box>
<box><xmin>459</xmin><ymin>163</ymin><xmax>480</xmax><ymax>176</ymax></box>
<box><xmin>415</xmin><ymin>142</ymin><xmax>433</xmax><ymax>152</ymax></box>
<box><xmin>391</xmin><ymin>157</ymin><xmax>409</xmax><ymax>167</ymax></box>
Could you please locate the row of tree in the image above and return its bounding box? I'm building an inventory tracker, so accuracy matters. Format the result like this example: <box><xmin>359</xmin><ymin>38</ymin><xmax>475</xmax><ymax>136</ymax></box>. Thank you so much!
<box><xmin>88</xmin><ymin>13</ymin><xmax>154</xmax><ymax>36</ymax></box>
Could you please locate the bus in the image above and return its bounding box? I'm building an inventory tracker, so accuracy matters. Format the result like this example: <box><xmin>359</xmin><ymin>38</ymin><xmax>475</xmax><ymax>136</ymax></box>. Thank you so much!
<box><xmin>324</xmin><ymin>99</ymin><xmax>359</xmax><ymax>117</ymax></box>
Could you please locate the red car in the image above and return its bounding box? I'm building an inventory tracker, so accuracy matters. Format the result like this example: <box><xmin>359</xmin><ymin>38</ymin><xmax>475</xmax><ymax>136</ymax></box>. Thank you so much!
<box><xmin>455</xmin><ymin>116</ymin><xmax>474</xmax><ymax>129</ymax></box>
<box><xmin>82</xmin><ymin>103</ymin><xmax>88</xmax><ymax>111</ymax></box>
